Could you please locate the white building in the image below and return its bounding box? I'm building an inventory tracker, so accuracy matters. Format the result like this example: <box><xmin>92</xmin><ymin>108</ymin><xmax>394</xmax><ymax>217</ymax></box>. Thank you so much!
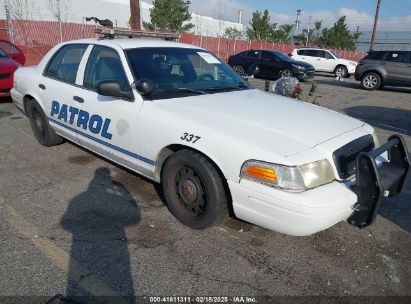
<box><xmin>1</xmin><ymin>0</ymin><xmax>245</xmax><ymax>37</ymax></box>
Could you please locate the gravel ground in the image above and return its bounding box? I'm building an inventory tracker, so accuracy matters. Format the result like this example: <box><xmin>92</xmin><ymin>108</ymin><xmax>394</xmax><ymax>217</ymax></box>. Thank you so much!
<box><xmin>0</xmin><ymin>75</ymin><xmax>410</xmax><ymax>303</ymax></box>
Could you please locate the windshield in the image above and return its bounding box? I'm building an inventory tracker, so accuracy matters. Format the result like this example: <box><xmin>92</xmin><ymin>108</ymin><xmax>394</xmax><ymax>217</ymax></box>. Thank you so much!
<box><xmin>330</xmin><ymin>51</ymin><xmax>341</xmax><ymax>59</ymax></box>
<box><xmin>125</xmin><ymin>47</ymin><xmax>251</xmax><ymax>99</ymax></box>
<box><xmin>273</xmin><ymin>51</ymin><xmax>291</xmax><ymax>61</ymax></box>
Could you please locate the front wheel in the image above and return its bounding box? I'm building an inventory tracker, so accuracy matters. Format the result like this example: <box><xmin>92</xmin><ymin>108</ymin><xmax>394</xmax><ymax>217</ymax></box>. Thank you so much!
<box><xmin>280</xmin><ymin>68</ymin><xmax>293</xmax><ymax>78</ymax></box>
<box><xmin>361</xmin><ymin>72</ymin><xmax>381</xmax><ymax>90</ymax></box>
<box><xmin>161</xmin><ymin>149</ymin><xmax>228</xmax><ymax>229</ymax></box>
<box><xmin>334</xmin><ymin>66</ymin><xmax>348</xmax><ymax>78</ymax></box>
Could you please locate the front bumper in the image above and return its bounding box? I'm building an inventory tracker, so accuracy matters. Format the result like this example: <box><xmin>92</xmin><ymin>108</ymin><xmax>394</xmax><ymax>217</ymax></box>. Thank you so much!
<box><xmin>347</xmin><ymin>65</ymin><xmax>356</xmax><ymax>74</ymax></box>
<box><xmin>296</xmin><ymin>70</ymin><xmax>315</xmax><ymax>80</ymax></box>
<box><xmin>229</xmin><ymin>135</ymin><xmax>409</xmax><ymax>236</ymax></box>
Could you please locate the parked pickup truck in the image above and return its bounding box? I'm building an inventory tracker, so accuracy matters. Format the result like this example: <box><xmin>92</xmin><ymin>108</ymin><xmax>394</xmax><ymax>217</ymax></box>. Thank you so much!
<box><xmin>11</xmin><ymin>34</ymin><xmax>409</xmax><ymax>236</ymax></box>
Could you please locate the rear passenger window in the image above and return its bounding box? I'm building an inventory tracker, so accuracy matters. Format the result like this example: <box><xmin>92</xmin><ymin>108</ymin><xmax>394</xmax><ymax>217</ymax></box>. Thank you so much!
<box><xmin>83</xmin><ymin>46</ymin><xmax>129</xmax><ymax>91</ymax></box>
<box><xmin>384</xmin><ymin>52</ymin><xmax>408</xmax><ymax>63</ymax></box>
<box><xmin>44</xmin><ymin>44</ymin><xmax>88</xmax><ymax>84</ymax></box>
<box><xmin>305</xmin><ymin>50</ymin><xmax>319</xmax><ymax>57</ymax></box>
<box><xmin>247</xmin><ymin>51</ymin><xmax>259</xmax><ymax>58</ymax></box>
<box><xmin>297</xmin><ymin>50</ymin><xmax>306</xmax><ymax>55</ymax></box>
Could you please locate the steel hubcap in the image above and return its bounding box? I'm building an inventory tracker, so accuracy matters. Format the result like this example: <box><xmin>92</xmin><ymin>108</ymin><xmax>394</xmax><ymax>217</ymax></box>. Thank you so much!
<box><xmin>336</xmin><ymin>68</ymin><xmax>345</xmax><ymax>77</ymax></box>
<box><xmin>33</xmin><ymin>110</ymin><xmax>45</xmax><ymax>136</ymax></box>
<box><xmin>175</xmin><ymin>166</ymin><xmax>206</xmax><ymax>216</ymax></box>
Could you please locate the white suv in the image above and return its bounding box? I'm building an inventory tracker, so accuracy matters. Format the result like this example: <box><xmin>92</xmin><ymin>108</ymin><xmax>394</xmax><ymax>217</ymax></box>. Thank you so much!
<box><xmin>291</xmin><ymin>48</ymin><xmax>357</xmax><ymax>78</ymax></box>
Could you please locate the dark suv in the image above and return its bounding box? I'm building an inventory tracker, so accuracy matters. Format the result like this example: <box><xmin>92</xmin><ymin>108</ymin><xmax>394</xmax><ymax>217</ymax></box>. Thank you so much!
<box><xmin>228</xmin><ymin>50</ymin><xmax>314</xmax><ymax>81</ymax></box>
<box><xmin>355</xmin><ymin>51</ymin><xmax>411</xmax><ymax>90</ymax></box>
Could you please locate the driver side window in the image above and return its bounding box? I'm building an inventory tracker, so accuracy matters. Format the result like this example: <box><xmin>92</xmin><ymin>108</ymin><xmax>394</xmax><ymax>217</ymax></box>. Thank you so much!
<box><xmin>83</xmin><ymin>46</ymin><xmax>129</xmax><ymax>91</ymax></box>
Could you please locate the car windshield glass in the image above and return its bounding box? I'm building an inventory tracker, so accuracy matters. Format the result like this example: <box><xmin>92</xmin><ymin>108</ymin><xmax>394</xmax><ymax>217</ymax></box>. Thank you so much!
<box><xmin>125</xmin><ymin>47</ymin><xmax>251</xmax><ymax>99</ymax></box>
<box><xmin>272</xmin><ymin>51</ymin><xmax>291</xmax><ymax>61</ymax></box>
<box><xmin>330</xmin><ymin>51</ymin><xmax>341</xmax><ymax>59</ymax></box>
<box><xmin>0</xmin><ymin>49</ymin><xmax>7</xmax><ymax>57</ymax></box>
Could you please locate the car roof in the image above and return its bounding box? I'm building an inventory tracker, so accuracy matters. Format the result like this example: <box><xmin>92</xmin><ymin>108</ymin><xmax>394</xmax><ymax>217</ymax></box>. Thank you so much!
<box><xmin>62</xmin><ymin>38</ymin><xmax>203</xmax><ymax>50</ymax></box>
<box><xmin>296</xmin><ymin>48</ymin><xmax>331</xmax><ymax>51</ymax></box>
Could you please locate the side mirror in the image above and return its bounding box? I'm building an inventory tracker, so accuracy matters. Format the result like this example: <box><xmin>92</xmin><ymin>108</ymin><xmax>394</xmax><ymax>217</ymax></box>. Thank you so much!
<box><xmin>96</xmin><ymin>81</ymin><xmax>134</xmax><ymax>100</ymax></box>
<box><xmin>135</xmin><ymin>78</ymin><xmax>154</xmax><ymax>96</ymax></box>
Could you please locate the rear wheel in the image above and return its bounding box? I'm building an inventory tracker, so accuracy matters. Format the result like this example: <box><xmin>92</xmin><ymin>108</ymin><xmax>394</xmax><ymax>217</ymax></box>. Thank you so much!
<box><xmin>233</xmin><ymin>65</ymin><xmax>245</xmax><ymax>76</ymax></box>
<box><xmin>28</xmin><ymin>100</ymin><xmax>64</xmax><ymax>146</ymax></box>
<box><xmin>161</xmin><ymin>149</ymin><xmax>228</xmax><ymax>229</ymax></box>
<box><xmin>361</xmin><ymin>72</ymin><xmax>381</xmax><ymax>90</ymax></box>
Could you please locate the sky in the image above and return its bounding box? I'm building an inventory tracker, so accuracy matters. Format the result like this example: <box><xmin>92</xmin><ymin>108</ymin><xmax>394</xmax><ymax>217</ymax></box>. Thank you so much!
<box><xmin>143</xmin><ymin>0</ymin><xmax>411</xmax><ymax>32</ymax></box>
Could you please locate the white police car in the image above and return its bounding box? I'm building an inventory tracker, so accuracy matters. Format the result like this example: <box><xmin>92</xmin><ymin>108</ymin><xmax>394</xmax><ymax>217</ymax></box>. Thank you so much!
<box><xmin>11</xmin><ymin>34</ymin><xmax>409</xmax><ymax>236</ymax></box>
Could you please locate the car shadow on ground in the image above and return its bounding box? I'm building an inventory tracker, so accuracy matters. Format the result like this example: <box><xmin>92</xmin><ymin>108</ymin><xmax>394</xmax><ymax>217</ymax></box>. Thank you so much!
<box><xmin>344</xmin><ymin>105</ymin><xmax>411</xmax><ymax>136</ymax></box>
<box><xmin>53</xmin><ymin>167</ymin><xmax>141</xmax><ymax>303</ymax></box>
<box><xmin>344</xmin><ymin>105</ymin><xmax>411</xmax><ymax>233</ymax></box>
<box><xmin>315</xmin><ymin>77</ymin><xmax>411</xmax><ymax>94</ymax></box>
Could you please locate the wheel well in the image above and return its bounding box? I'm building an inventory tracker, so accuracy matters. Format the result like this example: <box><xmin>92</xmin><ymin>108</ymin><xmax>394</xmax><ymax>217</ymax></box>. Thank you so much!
<box><xmin>23</xmin><ymin>94</ymin><xmax>35</xmax><ymax>115</ymax></box>
<box><xmin>155</xmin><ymin>144</ymin><xmax>234</xmax><ymax>216</ymax></box>
<box><xmin>334</xmin><ymin>64</ymin><xmax>347</xmax><ymax>72</ymax></box>
<box><xmin>361</xmin><ymin>70</ymin><xmax>383</xmax><ymax>82</ymax></box>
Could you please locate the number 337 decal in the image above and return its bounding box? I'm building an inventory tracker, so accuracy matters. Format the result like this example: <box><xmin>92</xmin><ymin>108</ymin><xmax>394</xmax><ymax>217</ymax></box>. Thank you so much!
<box><xmin>181</xmin><ymin>133</ymin><xmax>201</xmax><ymax>143</ymax></box>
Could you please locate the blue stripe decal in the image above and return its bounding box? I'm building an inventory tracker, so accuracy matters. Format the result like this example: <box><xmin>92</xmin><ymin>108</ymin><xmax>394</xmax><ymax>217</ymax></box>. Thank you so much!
<box><xmin>48</xmin><ymin>118</ymin><xmax>155</xmax><ymax>166</ymax></box>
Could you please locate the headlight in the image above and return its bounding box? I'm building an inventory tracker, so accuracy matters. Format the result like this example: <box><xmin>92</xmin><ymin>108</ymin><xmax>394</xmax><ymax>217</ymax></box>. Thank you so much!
<box><xmin>349</xmin><ymin>62</ymin><xmax>357</xmax><ymax>66</ymax></box>
<box><xmin>240</xmin><ymin>159</ymin><xmax>335</xmax><ymax>191</ymax></box>
<box><xmin>292</xmin><ymin>64</ymin><xmax>305</xmax><ymax>70</ymax></box>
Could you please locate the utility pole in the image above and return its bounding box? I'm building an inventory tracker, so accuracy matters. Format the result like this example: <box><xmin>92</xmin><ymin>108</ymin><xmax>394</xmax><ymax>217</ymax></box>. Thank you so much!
<box><xmin>306</xmin><ymin>16</ymin><xmax>311</xmax><ymax>46</ymax></box>
<box><xmin>370</xmin><ymin>0</ymin><xmax>381</xmax><ymax>51</ymax></box>
<box><xmin>293</xmin><ymin>9</ymin><xmax>301</xmax><ymax>45</ymax></box>
<box><xmin>129</xmin><ymin>0</ymin><xmax>141</xmax><ymax>30</ymax></box>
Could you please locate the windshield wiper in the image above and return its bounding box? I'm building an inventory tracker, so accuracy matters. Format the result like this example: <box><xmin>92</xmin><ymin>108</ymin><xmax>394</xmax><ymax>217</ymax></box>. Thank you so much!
<box><xmin>206</xmin><ymin>82</ymin><xmax>248</xmax><ymax>92</ymax></box>
<box><xmin>159</xmin><ymin>88</ymin><xmax>206</xmax><ymax>95</ymax></box>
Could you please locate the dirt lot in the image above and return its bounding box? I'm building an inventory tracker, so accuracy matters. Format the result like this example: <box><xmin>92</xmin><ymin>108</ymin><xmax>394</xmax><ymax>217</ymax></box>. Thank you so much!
<box><xmin>0</xmin><ymin>75</ymin><xmax>410</xmax><ymax>303</ymax></box>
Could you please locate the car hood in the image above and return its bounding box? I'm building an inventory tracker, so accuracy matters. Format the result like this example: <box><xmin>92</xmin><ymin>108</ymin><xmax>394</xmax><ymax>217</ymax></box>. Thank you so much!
<box><xmin>0</xmin><ymin>57</ymin><xmax>18</xmax><ymax>72</ymax></box>
<box><xmin>158</xmin><ymin>89</ymin><xmax>364</xmax><ymax>156</ymax></box>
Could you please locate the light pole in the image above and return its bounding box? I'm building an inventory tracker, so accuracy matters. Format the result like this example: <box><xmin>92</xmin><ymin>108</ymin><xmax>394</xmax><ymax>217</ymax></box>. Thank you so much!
<box><xmin>293</xmin><ymin>10</ymin><xmax>301</xmax><ymax>45</ymax></box>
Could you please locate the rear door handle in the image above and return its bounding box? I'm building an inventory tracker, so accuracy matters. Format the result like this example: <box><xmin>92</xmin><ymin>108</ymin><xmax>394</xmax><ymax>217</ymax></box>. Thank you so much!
<box><xmin>38</xmin><ymin>84</ymin><xmax>46</xmax><ymax>90</ymax></box>
<box><xmin>73</xmin><ymin>96</ymin><xmax>84</xmax><ymax>103</ymax></box>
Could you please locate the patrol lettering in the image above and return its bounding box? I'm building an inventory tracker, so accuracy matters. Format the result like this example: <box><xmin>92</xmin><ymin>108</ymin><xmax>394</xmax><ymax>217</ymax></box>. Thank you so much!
<box><xmin>50</xmin><ymin>101</ymin><xmax>113</xmax><ymax>140</ymax></box>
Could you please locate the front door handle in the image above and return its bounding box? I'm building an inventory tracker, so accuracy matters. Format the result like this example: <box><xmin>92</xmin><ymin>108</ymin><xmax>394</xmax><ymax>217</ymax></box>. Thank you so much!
<box><xmin>38</xmin><ymin>84</ymin><xmax>46</xmax><ymax>90</ymax></box>
<box><xmin>73</xmin><ymin>96</ymin><xmax>84</xmax><ymax>103</ymax></box>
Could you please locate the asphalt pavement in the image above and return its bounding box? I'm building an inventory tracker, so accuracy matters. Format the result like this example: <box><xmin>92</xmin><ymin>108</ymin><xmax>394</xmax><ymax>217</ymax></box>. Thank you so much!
<box><xmin>0</xmin><ymin>75</ymin><xmax>410</xmax><ymax>303</ymax></box>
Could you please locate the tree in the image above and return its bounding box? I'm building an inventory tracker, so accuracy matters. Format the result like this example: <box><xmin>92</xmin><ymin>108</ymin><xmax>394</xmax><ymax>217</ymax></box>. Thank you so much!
<box><xmin>314</xmin><ymin>20</ymin><xmax>322</xmax><ymax>37</ymax></box>
<box><xmin>319</xmin><ymin>16</ymin><xmax>357</xmax><ymax>50</ymax></box>
<box><xmin>48</xmin><ymin>0</ymin><xmax>71</xmax><ymax>22</ymax></box>
<box><xmin>271</xmin><ymin>24</ymin><xmax>293</xmax><ymax>43</ymax></box>
<box><xmin>246</xmin><ymin>10</ymin><xmax>272</xmax><ymax>41</ymax></box>
<box><xmin>224</xmin><ymin>27</ymin><xmax>243</xmax><ymax>39</ymax></box>
<box><xmin>143</xmin><ymin>0</ymin><xmax>194</xmax><ymax>33</ymax></box>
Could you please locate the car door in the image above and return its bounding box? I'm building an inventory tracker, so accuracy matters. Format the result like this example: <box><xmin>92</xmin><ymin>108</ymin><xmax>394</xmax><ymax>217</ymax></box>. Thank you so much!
<box><xmin>38</xmin><ymin>43</ymin><xmax>89</xmax><ymax>143</ymax></box>
<box><xmin>314</xmin><ymin>50</ymin><xmax>333</xmax><ymax>72</ymax></box>
<box><xmin>323</xmin><ymin>51</ymin><xmax>337</xmax><ymax>72</ymax></box>
<box><xmin>301</xmin><ymin>50</ymin><xmax>318</xmax><ymax>69</ymax></box>
<box><xmin>74</xmin><ymin>44</ymin><xmax>147</xmax><ymax>172</ymax></box>
<box><xmin>383</xmin><ymin>51</ymin><xmax>411</xmax><ymax>85</ymax></box>
<box><xmin>244</xmin><ymin>50</ymin><xmax>260</xmax><ymax>74</ymax></box>
<box><xmin>260</xmin><ymin>51</ymin><xmax>282</xmax><ymax>78</ymax></box>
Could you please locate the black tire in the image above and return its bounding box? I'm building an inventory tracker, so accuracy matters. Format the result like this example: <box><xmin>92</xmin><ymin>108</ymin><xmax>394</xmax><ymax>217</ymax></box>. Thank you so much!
<box><xmin>280</xmin><ymin>68</ymin><xmax>293</xmax><ymax>78</ymax></box>
<box><xmin>27</xmin><ymin>100</ymin><xmax>64</xmax><ymax>147</ymax></box>
<box><xmin>233</xmin><ymin>65</ymin><xmax>245</xmax><ymax>76</ymax></box>
<box><xmin>334</xmin><ymin>65</ymin><xmax>348</xmax><ymax>78</ymax></box>
<box><xmin>161</xmin><ymin>149</ymin><xmax>228</xmax><ymax>229</ymax></box>
<box><xmin>361</xmin><ymin>72</ymin><xmax>381</xmax><ymax>90</ymax></box>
